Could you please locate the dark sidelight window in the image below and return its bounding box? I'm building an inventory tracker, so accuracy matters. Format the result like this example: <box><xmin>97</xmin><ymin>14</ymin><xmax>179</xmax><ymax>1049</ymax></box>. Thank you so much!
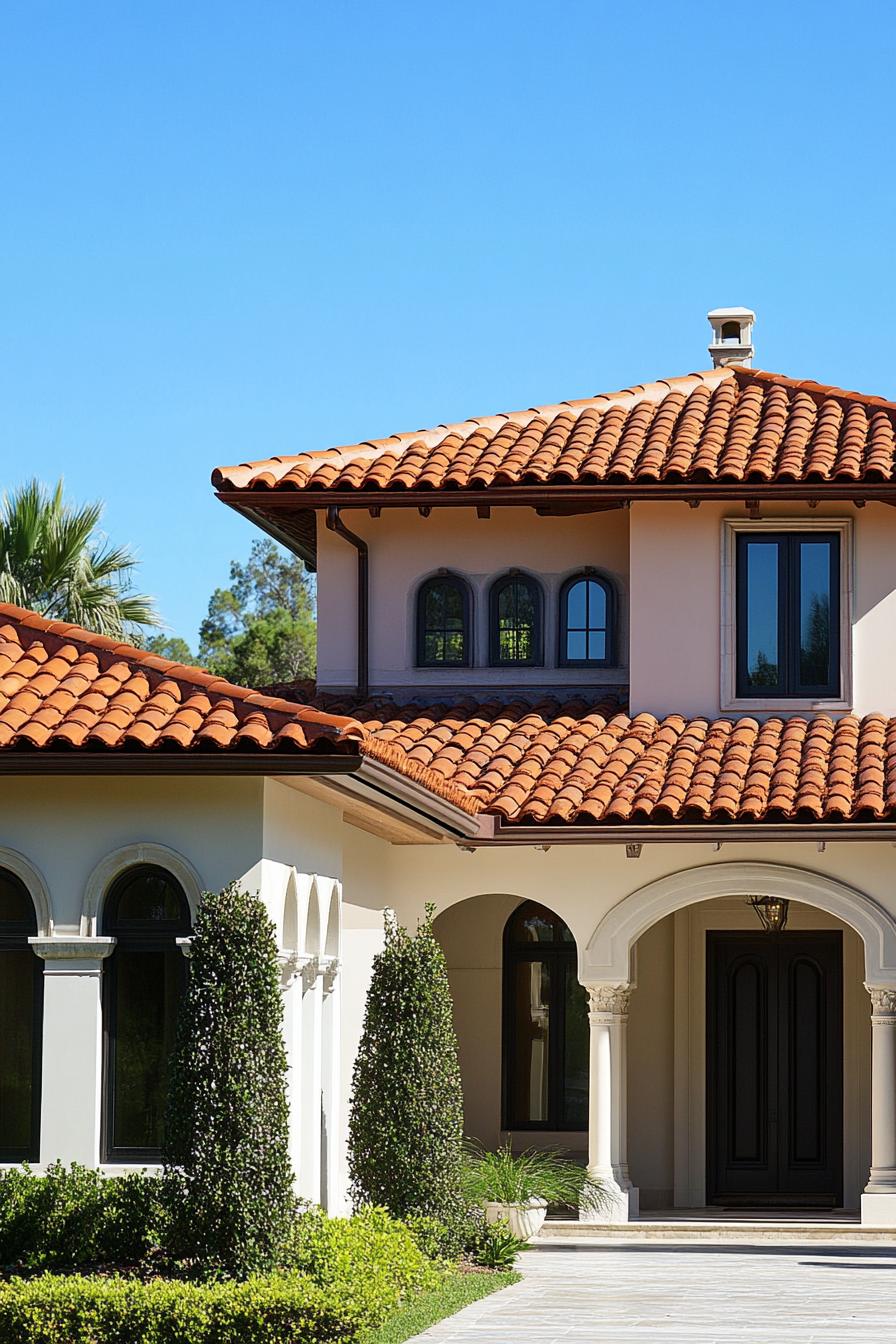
<box><xmin>503</xmin><ymin>901</ymin><xmax>588</xmax><ymax>1130</ymax></box>
<box><xmin>736</xmin><ymin>532</ymin><xmax>840</xmax><ymax>698</ymax></box>
<box><xmin>416</xmin><ymin>574</ymin><xmax>471</xmax><ymax>667</ymax></box>
<box><xmin>0</xmin><ymin>869</ymin><xmax>42</xmax><ymax>1161</ymax></box>
<box><xmin>560</xmin><ymin>573</ymin><xmax>614</xmax><ymax>667</ymax></box>
<box><xmin>490</xmin><ymin>573</ymin><xmax>543</xmax><ymax>666</ymax></box>
<box><xmin>102</xmin><ymin>865</ymin><xmax>191</xmax><ymax>1161</ymax></box>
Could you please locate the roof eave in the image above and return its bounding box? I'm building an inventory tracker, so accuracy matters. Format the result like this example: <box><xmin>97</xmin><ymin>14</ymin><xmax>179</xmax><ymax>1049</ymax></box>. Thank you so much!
<box><xmin>474</xmin><ymin>819</ymin><xmax>896</xmax><ymax>845</ymax></box>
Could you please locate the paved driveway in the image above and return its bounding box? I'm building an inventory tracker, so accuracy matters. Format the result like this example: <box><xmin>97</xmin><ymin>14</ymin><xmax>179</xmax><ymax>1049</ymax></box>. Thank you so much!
<box><xmin>410</xmin><ymin>1242</ymin><xmax>896</xmax><ymax>1343</ymax></box>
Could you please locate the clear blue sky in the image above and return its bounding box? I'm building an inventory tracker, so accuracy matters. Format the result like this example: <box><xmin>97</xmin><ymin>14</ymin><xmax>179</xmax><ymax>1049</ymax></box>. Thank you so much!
<box><xmin>2</xmin><ymin>0</ymin><xmax>895</xmax><ymax>646</ymax></box>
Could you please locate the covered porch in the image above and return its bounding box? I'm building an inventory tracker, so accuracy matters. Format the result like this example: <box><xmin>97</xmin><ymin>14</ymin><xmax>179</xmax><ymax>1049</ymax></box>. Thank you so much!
<box><xmin>428</xmin><ymin>859</ymin><xmax>896</xmax><ymax>1227</ymax></box>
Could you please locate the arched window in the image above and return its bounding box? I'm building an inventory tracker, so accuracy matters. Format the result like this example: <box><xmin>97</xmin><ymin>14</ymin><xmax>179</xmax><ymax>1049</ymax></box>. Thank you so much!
<box><xmin>489</xmin><ymin>573</ymin><xmax>543</xmax><ymax>666</ymax></box>
<box><xmin>0</xmin><ymin>869</ymin><xmax>42</xmax><ymax>1161</ymax></box>
<box><xmin>560</xmin><ymin>572</ymin><xmax>615</xmax><ymax>667</ymax></box>
<box><xmin>416</xmin><ymin>574</ymin><xmax>471</xmax><ymax>667</ymax></box>
<box><xmin>503</xmin><ymin>901</ymin><xmax>588</xmax><ymax>1130</ymax></box>
<box><xmin>102</xmin><ymin>865</ymin><xmax>191</xmax><ymax>1161</ymax></box>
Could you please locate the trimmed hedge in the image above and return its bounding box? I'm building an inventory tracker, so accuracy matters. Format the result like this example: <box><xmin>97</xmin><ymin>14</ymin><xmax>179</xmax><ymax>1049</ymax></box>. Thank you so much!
<box><xmin>0</xmin><ymin>1210</ymin><xmax>442</xmax><ymax>1343</ymax></box>
<box><xmin>0</xmin><ymin>1164</ymin><xmax>162</xmax><ymax>1272</ymax></box>
<box><xmin>164</xmin><ymin>883</ymin><xmax>294</xmax><ymax>1278</ymax></box>
<box><xmin>0</xmin><ymin>1273</ymin><xmax>367</xmax><ymax>1343</ymax></box>
<box><xmin>348</xmin><ymin>908</ymin><xmax>465</xmax><ymax>1245</ymax></box>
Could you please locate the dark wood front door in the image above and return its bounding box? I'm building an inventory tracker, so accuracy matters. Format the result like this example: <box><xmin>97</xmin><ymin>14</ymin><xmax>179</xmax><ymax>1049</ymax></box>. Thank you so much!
<box><xmin>706</xmin><ymin>931</ymin><xmax>843</xmax><ymax>1207</ymax></box>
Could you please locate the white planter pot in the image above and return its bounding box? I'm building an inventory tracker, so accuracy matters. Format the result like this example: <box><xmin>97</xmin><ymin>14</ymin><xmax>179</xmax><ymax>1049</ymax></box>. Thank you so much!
<box><xmin>483</xmin><ymin>1197</ymin><xmax>548</xmax><ymax>1241</ymax></box>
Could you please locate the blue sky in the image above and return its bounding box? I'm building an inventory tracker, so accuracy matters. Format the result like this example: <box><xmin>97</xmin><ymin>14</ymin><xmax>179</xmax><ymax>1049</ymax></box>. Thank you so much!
<box><xmin>2</xmin><ymin>0</ymin><xmax>895</xmax><ymax>646</ymax></box>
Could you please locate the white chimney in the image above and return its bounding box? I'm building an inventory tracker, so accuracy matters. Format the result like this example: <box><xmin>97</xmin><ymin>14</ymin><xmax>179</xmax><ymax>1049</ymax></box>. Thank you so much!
<box><xmin>707</xmin><ymin>306</ymin><xmax>755</xmax><ymax>368</ymax></box>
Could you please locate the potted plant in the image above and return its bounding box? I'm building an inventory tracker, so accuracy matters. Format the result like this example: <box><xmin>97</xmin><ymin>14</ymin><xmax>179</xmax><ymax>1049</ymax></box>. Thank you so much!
<box><xmin>461</xmin><ymin>1141</ymin><xmax>607</xmax><ymax>1240</ymax></box>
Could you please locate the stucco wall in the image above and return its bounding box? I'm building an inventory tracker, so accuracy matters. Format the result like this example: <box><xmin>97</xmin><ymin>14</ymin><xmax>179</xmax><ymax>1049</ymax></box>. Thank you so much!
<box><xmin>316</xmin><ymin>506</ymin><xmax>630</xmax><ymax>691</ymax></box>
<box><xmin>0</xmin><ymin>775</ymin><xmax>265</xmax><ymax>932</ymax></box>
<box><xmin>629</xmin><ymin>499</ymin><xmax>896</xmax><ymax>717</ymax></box>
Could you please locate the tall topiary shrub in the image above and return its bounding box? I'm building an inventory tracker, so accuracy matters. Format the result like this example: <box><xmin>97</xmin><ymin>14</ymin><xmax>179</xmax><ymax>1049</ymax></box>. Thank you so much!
<box><xmin>348</xmin><ymin>905</ymin><xmax>465</xmax><ymax>1232</ymax></box>
<box><xmin>163</xmin><ymin>882</ymin><xmax>293</xmax><ymax>1278</ymax></box>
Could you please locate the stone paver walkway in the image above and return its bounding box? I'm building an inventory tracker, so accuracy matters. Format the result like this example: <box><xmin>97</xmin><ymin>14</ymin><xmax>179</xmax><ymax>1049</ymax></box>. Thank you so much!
<box><xmin>409</xmin><ymin>1242</ymin><xmax>896</xmax><ymax>1343</ymax></box>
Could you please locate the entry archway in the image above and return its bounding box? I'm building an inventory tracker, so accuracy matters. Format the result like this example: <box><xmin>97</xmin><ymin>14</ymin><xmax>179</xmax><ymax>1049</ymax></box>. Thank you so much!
<box><xmin>583</xmin><ymin>861</ymin><xmax>896</xmax><ymax>986</ymax></box>
<box><xmin>580</xmin><ymin>862</ymin><xmax>896</xmax><ymax>1226</ymax></box>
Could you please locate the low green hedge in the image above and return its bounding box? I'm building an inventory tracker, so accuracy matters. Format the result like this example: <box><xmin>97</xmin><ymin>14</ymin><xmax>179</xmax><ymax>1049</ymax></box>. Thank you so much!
<box><xmin>0</xmin><ymin>1165</ymin><xmax>162</xmax><ymax>1272</ymax></box>
<box><xmin>286</xmin><ymin>1206</ymin><xmax>441</xmax><ymax>1299</ymax></box>
<box><xmin>0</xmin><ymin>1272</ymin><xmax>368</xmax><ymax>1343</ymax></box>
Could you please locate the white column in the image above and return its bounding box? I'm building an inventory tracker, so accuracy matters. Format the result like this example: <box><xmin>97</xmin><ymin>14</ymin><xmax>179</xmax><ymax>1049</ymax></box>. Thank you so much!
<box><xmin>320</xmin><ymin>957</ymin><xmax>342</xmax><ymax>1212</ymax></box>
<box><xmin>862</xmin><ymin>985</ymin><xmax>896</xmax><ymax>1225</ymax></box>
<box><xmin>297</xmin><ymin>956</ymin><xmax>323</xmax><ymax>1205</ymax></box>
<box><xmin>29</xmin><ymin>937</ymin><xmax>116</xmax><ymax>1168</ymax></box>
<box><xmin>278</xmin><ymin>954</ymin><xmax>303</xmax><ymax>1195</ymax></box>
<box><xmin>584</xmin><ymin>983</ymin><xmax>637</xmax><ymax>1223</ymax></box>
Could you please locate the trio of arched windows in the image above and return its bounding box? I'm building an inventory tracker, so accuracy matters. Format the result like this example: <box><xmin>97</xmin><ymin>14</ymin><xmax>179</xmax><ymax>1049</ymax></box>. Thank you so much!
<box><xmin>417</xmin><ymin>571</ymin><xmax>616</xmax><ymax>669</ymax></box>
<box><xmin>0</xmin><ymin>862</ymin><xmax>191</xmax><ymax>1164</ymax></box>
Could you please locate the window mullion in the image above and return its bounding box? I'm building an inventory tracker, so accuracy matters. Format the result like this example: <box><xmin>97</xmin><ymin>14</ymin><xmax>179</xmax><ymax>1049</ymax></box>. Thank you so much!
<box><xmin>781</xmin><ymin>536</ymin><xmax>796</xmax><ymax>696</ymax></box>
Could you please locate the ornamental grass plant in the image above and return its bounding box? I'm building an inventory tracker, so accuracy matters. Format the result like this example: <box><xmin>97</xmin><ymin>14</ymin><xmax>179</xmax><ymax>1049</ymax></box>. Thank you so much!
<box><xmin>461</xmin><ymin>1141</ymin><xmax>607</xmax><ymax>1212</ymax></box>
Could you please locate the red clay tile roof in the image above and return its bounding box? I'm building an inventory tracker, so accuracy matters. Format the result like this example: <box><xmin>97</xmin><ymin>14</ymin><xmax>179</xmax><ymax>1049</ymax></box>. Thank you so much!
<box><xmin>213</xmin><ymin>368</ymin><xmax>896</xmax><ymax>495</ymax></box>
<box><xmin>0</xmin><ymin>605</ymin><xmax>362</xmax><ymax>756</ymax></box>
<box><xmin>306</xmin><ymin>692</ymin><xmax>896</xmax><ymax>826</ymax></box>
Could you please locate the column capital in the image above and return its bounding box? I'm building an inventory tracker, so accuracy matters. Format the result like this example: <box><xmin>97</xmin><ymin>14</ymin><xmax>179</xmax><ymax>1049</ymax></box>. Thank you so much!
<box><xmin>28</xmin><ymin>936</ymin><xmax>116</xmax><ymax>975</ymax></box>
<box><xmin>866</xmin><ymin>984</ymin><xmax>896</xmax><ymax>1016</ymax></box>
<box><xmin>586</xmin><ymin>982</ymin><xmax>633</xmax><ymax>1016</ymax></box>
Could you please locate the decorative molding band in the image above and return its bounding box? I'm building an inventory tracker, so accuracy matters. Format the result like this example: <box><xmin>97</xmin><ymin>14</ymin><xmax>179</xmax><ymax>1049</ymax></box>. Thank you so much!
<box><xmin>866</xmin><ymin>984</ymin><xmax>896</xmax><ymax>1016</ymax></box>
<box><xmin>29</xmin><ymin>936</ymin><xmax>116</xmax><ymax>966</ymax></box>
<box><xmin>587</xmin><ymin>983</ymin><xmax>632</xmax><ymax>1015</ymax></box>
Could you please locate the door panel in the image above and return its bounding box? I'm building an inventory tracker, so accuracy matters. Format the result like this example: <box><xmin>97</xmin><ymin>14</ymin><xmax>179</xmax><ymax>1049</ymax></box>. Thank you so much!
<box><xmin>707</xmin><ymin>931</ymin><xmax>842</xmax><ymax>1207</ymax></box>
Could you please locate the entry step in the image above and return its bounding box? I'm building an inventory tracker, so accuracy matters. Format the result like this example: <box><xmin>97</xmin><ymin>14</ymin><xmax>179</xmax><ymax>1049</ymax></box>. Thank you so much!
<box><xmin>537</xmin><ymin>1220</ymin><xmax>896</xmax><ymax>1243</ymax></box>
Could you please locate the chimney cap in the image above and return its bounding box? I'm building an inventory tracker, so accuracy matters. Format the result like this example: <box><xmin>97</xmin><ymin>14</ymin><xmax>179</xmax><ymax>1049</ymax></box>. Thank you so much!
<box><xmin>707</xmin><ymin>305</ymin><xmax>755</xmax><ymax>320</ymax></box>
<box><xmin>707</xmin><ymin>306</ymin><xmax>755</xmax><ymax>368</ymax></box>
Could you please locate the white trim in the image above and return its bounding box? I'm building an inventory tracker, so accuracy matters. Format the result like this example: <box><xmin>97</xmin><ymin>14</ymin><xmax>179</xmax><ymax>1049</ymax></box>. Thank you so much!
<box><xmin>719</xmin><ymin>516</ymin><xmax>854</xmax><ymax>712</ymax></box>
<box><xmin>81</xmin><ymin>842</ymin><xmax>203</xmax><ymax>935</ymax></box>
<box><xmin>583</xmin><ymin>860</ymin><xmax>896</xmax><ymax>985</ymax></box>
<box><xmin>0</xmin><ymin>845</ymin><xmax>52</xmax><ymax>936</ymax></box>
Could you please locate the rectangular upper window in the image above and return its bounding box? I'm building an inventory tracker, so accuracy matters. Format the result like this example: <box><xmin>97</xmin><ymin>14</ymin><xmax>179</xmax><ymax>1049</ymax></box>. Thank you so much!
<box><xmin>735</xmin><ymin>531</ymin><xmax>840</xmax><ymax>699</ymax></box>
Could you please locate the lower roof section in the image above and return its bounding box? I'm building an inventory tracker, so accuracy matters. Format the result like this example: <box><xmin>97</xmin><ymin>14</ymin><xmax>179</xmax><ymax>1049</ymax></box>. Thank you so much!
<box><xmin>299</xmin><ymin>689</ymin><xmax>896</xmax><ymax>828</ymax></box>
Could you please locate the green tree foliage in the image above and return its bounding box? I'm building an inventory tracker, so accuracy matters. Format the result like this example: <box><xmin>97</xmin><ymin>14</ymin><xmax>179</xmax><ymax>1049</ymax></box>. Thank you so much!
<box><xmin>163</xmin><ymin>883</ymin><xmax>294</xmax><ymax>1279</ymax></box>
<box><xmin>198</xmin><ymin>540</ymin><xmax>316</xmax><ymax>688</ymax></box>
<box><xmin>348</xmin><ymin>907</ymin><xmax>465</xmax><ymax>1235</ymax></box>
<box><xmin>0</xmin><ymin>479</ymin><xmax>159</xmax><ymax>637</ymax></box>
<box><xmin>144</xmin><ymin>634</ymin><xmax>196</xmax><ymax>665</ymax></box>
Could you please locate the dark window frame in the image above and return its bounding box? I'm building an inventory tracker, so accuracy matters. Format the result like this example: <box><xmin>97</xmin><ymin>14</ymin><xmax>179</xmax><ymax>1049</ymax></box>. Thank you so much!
<box><xmin>101</xmin><ymin>864</ymin><xmax>191</xmax><ymax>1164</ymax></box>
<box><xmin>735</xmin><ymin>531</ymin><xmax>841</xmax><ymax>699</ymax></box>
<box><xmin>558</xmin><ymin>571</ymin><xmax>616</xmax><ymax>668</ymax></box>
<box><xmin>0</xmin><ymin>869</ymin><xmax>42</xmax><ymax>1163</ymax></box>
<box><xmin>489</xmin><ymin>572</ymin><xmax>544</xmax><ymax>668</ymax></box>
<box><xmin>501</xmin><ymin>901</ymin><xmax>586</xmax><ymax>1132</ymax></box>
<box><xmin>415</xmin><ymin>573</ymin><xmax>472</xmax><ymax>668</ymax></box>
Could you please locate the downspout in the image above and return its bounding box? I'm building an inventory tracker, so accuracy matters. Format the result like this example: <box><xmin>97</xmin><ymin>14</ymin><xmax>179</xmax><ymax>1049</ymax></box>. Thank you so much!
<box><xmin>325</xmin><ymin>505</ymin><xmax>369</xmax><ymax>700</ymax></box>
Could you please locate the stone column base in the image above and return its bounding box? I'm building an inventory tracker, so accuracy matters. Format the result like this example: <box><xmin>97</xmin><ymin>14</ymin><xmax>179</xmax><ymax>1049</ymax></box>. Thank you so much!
<box><xmin>862</xmin><ymin>1191</ymin><xmax>896</xmax><ymax>1226</ymax></box>
<box><xmin>581</xmin><ymin>1171</ymin><xmax>639</xmax><ymax>1223</ymax></box>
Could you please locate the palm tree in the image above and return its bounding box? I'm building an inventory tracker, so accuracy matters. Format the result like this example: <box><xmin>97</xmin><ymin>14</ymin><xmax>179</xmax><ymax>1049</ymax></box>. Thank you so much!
<box><xmin>0</xmin><ymin>479</ymin><xmax>160</xmax><ymax>638</ymax></box>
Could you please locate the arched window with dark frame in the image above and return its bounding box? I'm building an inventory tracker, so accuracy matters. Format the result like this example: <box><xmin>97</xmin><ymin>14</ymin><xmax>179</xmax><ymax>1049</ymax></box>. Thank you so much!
<box><xmin>0</xmin><ymin>868</ymin><xmax>42</xmax><ymax>1161</ymax></box>
<box><xmin>416</xmin><ymin>573</ymin><xmax>471</xmax><ymax>667</ymax></box>
<box><xmin>560</xmin><ymin>572</ymin><xmax>615</xmax><ymax>667</ymax></box>
<box><xmin>102</xmin><ymin>864</ymin><xmax>191</xmax><ymax>1161</ymax></box>
<box><xmin>489</xmin><ymin>572</ymin><xmax>543</xmax><ymax>666</ymax></box>
<box><xmin>503</xmin><ymin>901</ymin><xmax>588</xmax><ymax>1130</ymax></box>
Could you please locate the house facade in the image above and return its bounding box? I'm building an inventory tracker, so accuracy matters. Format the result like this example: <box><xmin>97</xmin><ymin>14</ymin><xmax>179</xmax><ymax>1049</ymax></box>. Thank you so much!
<box><xmin>5</xmin><ymin>308</ymin><xmax>896</xmax><ymax>1224</ymax></box>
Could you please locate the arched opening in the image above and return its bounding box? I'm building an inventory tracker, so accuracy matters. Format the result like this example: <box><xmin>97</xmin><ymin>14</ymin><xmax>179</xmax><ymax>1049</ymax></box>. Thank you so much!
<box><xmin>721</xmin><ymin>319</ymin><xmax>742</xmax><ymax>342</ymax></box>
<box><xmin>585</xmin><ymin>864</ymin><xmax>890</xmax><ymax>1216</ymax></box>
<box><xmin>503</xmin><ymin>901</ymin><xmax>588</xmax><ymax>1131</ymax></box>
<box><xmin>0</xmin><ymin>867</ymin><xmax>42</xmax><ymax>1161</ymax></box>
<box><xmin>433</xmin><ymin>893</ymin><xmax>587</xmax><ymax>1154</ymax></box>
<box><xmin>101</xmin><ymin>863</ymin><xmax>191</xmax><ymax>1161</ymax></box>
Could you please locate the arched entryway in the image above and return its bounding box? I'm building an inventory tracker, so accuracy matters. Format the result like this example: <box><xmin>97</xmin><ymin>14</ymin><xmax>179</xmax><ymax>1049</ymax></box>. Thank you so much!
<box><xmin>433</xmin><ymin>894</ymin><xmax>588</xmax><ymax>1157</ymax></box>
<box><xmin>581</xmin><ymin>862</ymin><xmax>896</xmax><ymax>1226</ymax></box>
